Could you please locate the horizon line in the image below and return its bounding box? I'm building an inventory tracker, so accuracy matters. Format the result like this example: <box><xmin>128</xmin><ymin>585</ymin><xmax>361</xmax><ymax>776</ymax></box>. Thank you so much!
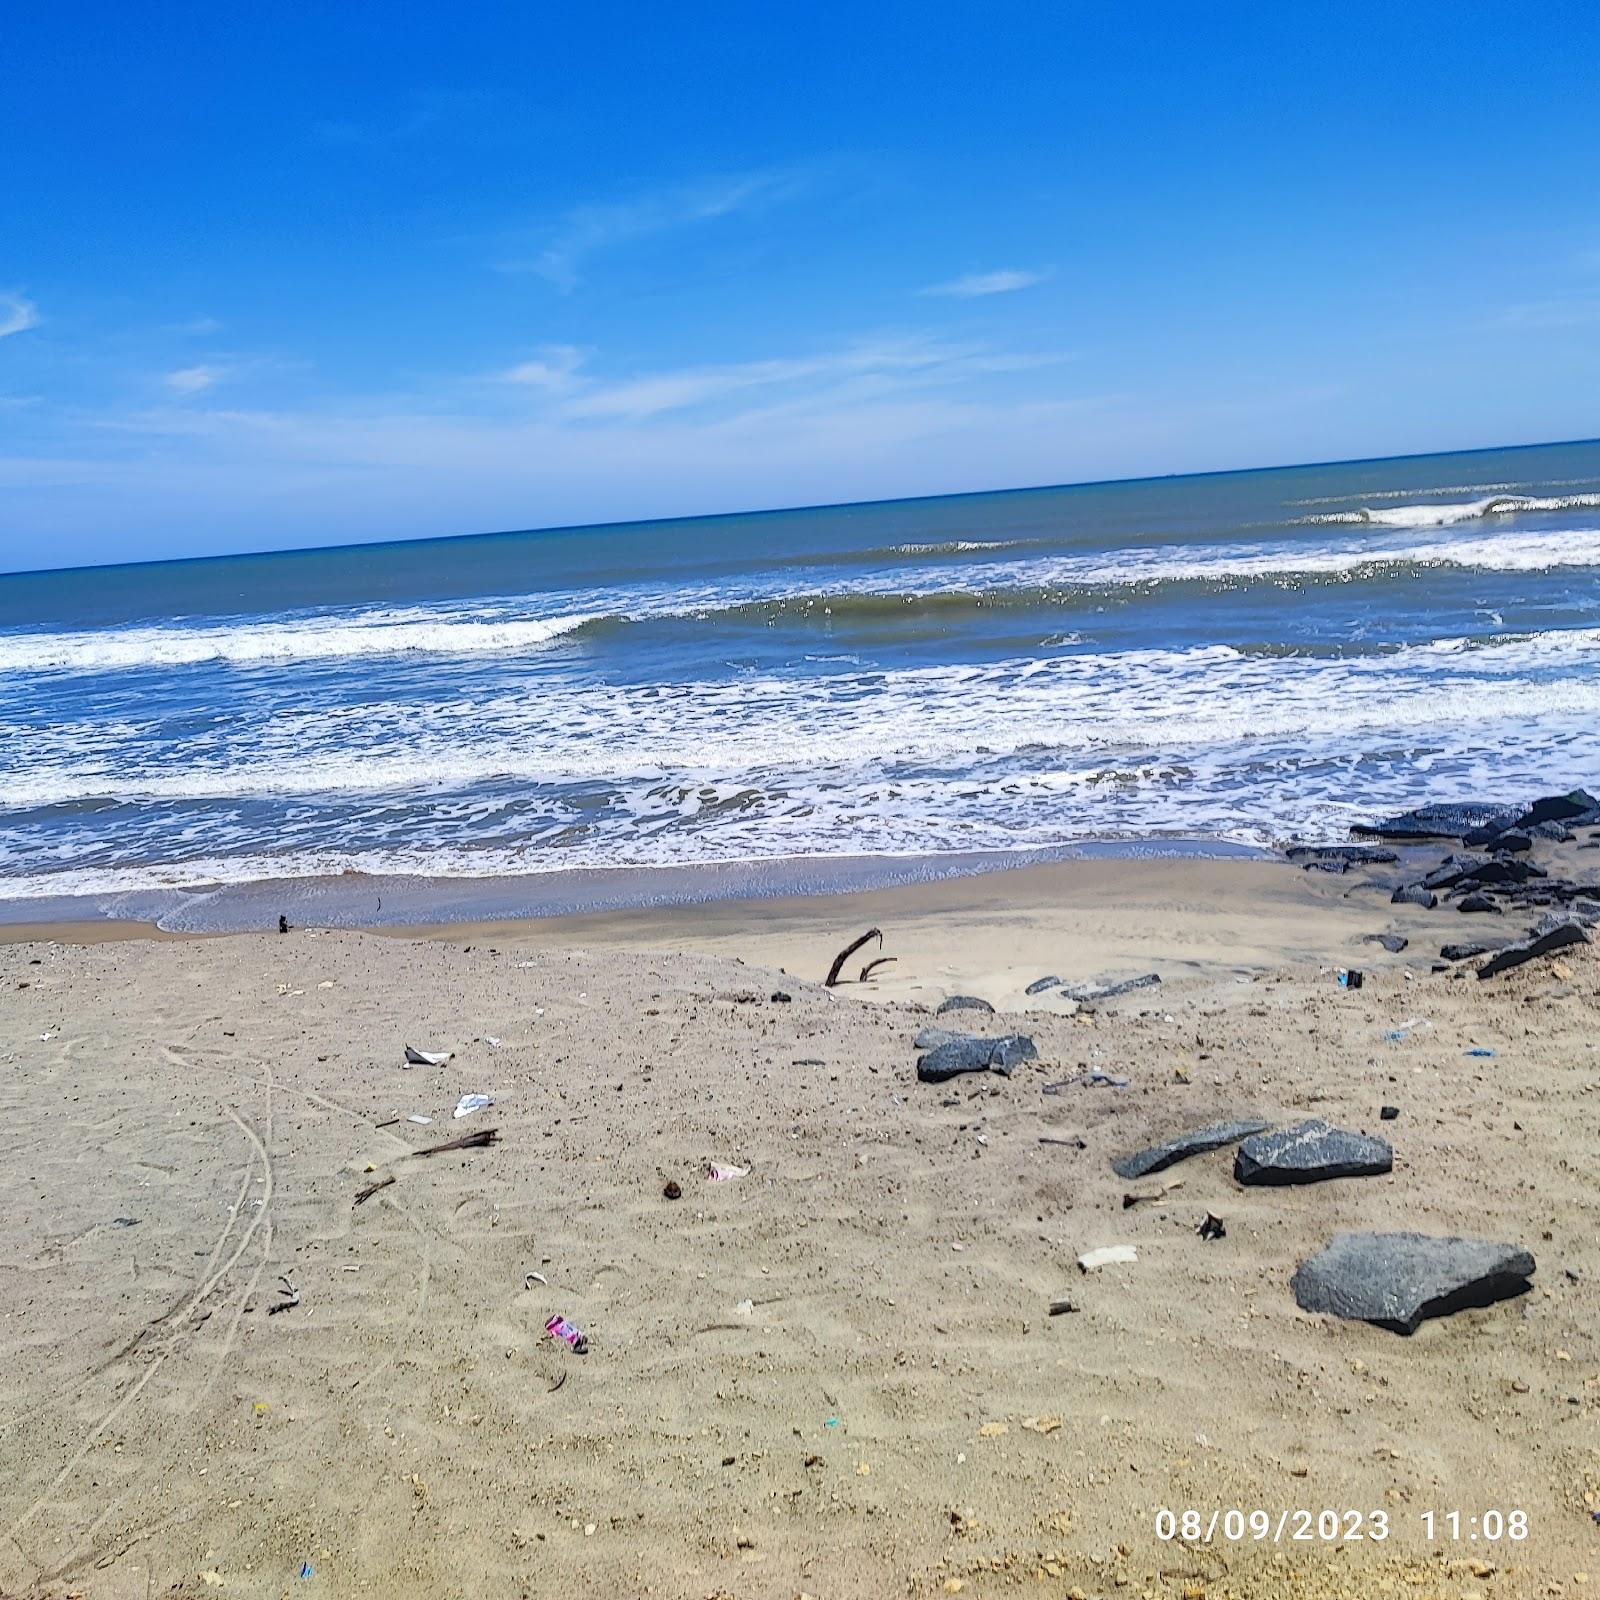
<box><xmin>5</xmin><ymin>431</ymin><xmax>1598</xmax><ymax>582</ymax></box>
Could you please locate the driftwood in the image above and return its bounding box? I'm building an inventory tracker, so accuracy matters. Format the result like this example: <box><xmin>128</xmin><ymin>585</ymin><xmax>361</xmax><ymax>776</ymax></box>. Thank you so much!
<box><xmin>858</xmin><ymin>955</ymin><xmax>897</xmax><ymax>982</ymax></box>
<box><xmin>354</xmin><ymin>1173</ymin><xmax>396</xmax><ymax>1206</ymax></box>
<box><xmin>414</xmin><ymin>1127</ymin><xmax>500</xmax><ymax>1156</ymax></box>
<box><xmin>825</xmin><ymin>928</ymin><xmax>882</xmax><ymax>987</ymax></box>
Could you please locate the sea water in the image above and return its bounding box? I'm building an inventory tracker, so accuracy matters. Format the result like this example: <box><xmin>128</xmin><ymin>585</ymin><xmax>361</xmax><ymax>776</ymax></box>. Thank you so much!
<box><xmin>2</xmin><ymin>440</ymin><xmax>1598</xmax><ymax>920</ymax></box>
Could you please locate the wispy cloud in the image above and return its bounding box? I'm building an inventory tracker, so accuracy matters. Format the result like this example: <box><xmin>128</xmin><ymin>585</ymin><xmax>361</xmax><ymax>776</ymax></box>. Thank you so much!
<box><xmin>556</xmin><ymin>338</ymin><xmax>1068</xmax><ymax>421</ymax></box>
<box><xmin>165</xmin><ymin>365</ymin><xmax>225</xmax><ymax>395</ymax></box>
<box><xmin>921</xmin><ymin>268</ymin><xmax>1048</xmax><ymax>300</ymax></box>
<box><xmin>1496</xmin><ymin>297</ymin><xmax>1600</xmax><ymax>331</ymax></box>
<box><xmin>0</xmin><ymin>293</ymin><xmax>40</xmax><ymax>338</ymax></box>
<box><xmin>170</xmin><ymin>315</ymin><xmax>222</xmax><ymax>336</ymax></box>
<box><xmin>495</xmin><ymin>170</ymin><xmax>800</xmax><ymax>290</ymax></box>
<box><xmin>501</xmin><ymin>344</ymin><xmax>586</xmax><ymax>390</ymax></box>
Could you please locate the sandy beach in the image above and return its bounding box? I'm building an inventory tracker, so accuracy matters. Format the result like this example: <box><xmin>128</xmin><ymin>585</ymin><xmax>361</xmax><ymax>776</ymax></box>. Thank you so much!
<box><xmin>1</xmin><ymin>851</ymin><xmax>1596</xmax><ymax>1599</ymax></box>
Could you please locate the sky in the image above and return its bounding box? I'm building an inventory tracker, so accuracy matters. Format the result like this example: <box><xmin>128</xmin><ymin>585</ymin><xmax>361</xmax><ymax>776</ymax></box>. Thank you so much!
<box><xmin>2</xmin><ymin>3</ymin><xmax>1599</xmax><ymax>573</ymax></box>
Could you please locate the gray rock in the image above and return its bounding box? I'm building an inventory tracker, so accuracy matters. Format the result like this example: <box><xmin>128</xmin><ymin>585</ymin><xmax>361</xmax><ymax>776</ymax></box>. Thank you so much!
<box><xmin>1284</xmin><ymin>844</ymin><xmax>1400</xmax><ymax>865</ymax></box>
<box><xmin>1529</xmin><ymin>819</ymin><xmax>1575</xmax><ymax>841</ymax></box>
<box><xmin>1362</xmin><ymin>933</ymin><xmax>1409</xmax><ymax>953</ymax></box>
<box><xmin>1457</xmin><ymin>892</ymin><xmax>1501</xmax><ymax>914</ymax></box>
<box><xmin>1489</xmin><ymin>830</ymin><xmax>1532</xmax><ymax>853</ymax></box>
<box><xmin>913</xmin><ymin>1025</ymin><xmax>962</xmax><ymax>1050</ymax></box>
<box><xmin>936</xmin><ymin>994</ymin><xmax>994</xmax><ymax>1016</ymax></box>
<box><xmin>1426</xmin><ymin>855</ymin><xmax>1543</xmax><ymax>891</ymax></box>
<box><xmin>1514</xmin><ymin>787</ymin><xmax>1599</xmax><ymax>829</ymax></box>
<box><xmin>1235</xmin><ymin>1119</ymin><xmax>1392</xmax><ymax>1185</ymax></box>
<box><xmin>917</xmin><ymin>1033</ymin><xmax>1036</xmax><ymax>1082</ymax></box>
<box><xmin>1439</xmin><ymin>940</ymin><xmax>1504</xmax><ymax>962</ymax></box>
<box><xmin>1352</xmin><ymin>802</ymin><xmax>1518</xmax><ymax>841</ymax></box>
<box><xmin>1065</xmin><ymin>972</ymin><xmax>1161</xmax><ymax>1003</ymax></box>
<box><xmin>1477</xmin><ymin>919</ymin><xmax>1590</xmax><ymax>979</ymax></box>
<box><xmin>1024</xmin><ymin>975</ymin><xmax>1063</xmax><ymax>995</ymax></box>
<box><xmin>1111</xmin><ymin>1119</ymin><xmax>1270</xmax><ymax>1180</ymax></box>
<box><xmin>1391</xmin><ymin>883</ymin><xmax>1438</xmax><ymax>909</ymax></box>
<box><xmin>1291</xmin><ymin>1231</ymin><xmax>1536</xmax><ymax>1335</ymax></box>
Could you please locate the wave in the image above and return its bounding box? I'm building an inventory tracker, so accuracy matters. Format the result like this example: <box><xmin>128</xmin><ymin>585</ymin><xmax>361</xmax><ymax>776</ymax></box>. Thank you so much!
<box><xmin>1304</xmin><ymin>492</ymin><xmax>1600</xmax><ymax>529</ymax></box>
<box><xmin>6</xmin><ymin>625</ymin><xmax>1600</xmax><ymax>809</ymax></box>
<box><xmin>889</xmin><ymin>539</ymin><xmax>1024</xmax><ymax>555</ymax></box>
<box><xmin>0</xmin><ymin>610</ymin><xmax>599</xmax><ymax>673</ymax></box>
<box><xmin>6</xmin><ymin>523</ymin><xmax>1600</xmax><ymax>677</ymax></box>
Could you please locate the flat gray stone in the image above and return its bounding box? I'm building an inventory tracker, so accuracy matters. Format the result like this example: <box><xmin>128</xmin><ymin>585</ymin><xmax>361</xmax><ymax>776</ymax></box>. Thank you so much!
<box><xmin>1065</xmin><ymin>972</ymin><xmax>1161</xmax><ymax>1003</ymax></box>
<box><xmin>1235</xmin><ymin>1119</ymin><xmax>1391</xmax><ymax>1185</ymax></box>
<box><xmin>1390</xmin><ymin>883</ymin><xmax>1438</xmax><ymax>909</ymax></box>
<box><xmin>1477</xmin><ymin>918</ymin><xmax>1590</xmax><ymax>979</ymax></box>
<box><xmin>913</xmin><ymin>1026</ymin><xmax>961</xmax><ymax>1050</ymax></box>
<box><xmin>917</xmin><ymin>1033</ymin><xmax>1036</xmax><ymax>1083</ymax></box>
<box><xmin>1111</xmin><ymin>1119</ymin><xmax>1270</xmax><ymax>1180</ymax></box>
<box><xmin>936</xmin><ymin>994</ymin><xmax>994</xmax><ymax>1016</ymax></box>
<box><xmin>1291</xmin><ymin>1231</ymin><xmax>1536</xmax><ymax>1335</ymax></box>
<box><xmin>1362</xmin><ymin>933</ymin><xmax>1408</xmax><ymax>953</ymax></box>
<box><xmin>1024</xmin><ymin>975</ymin><xmax>1063</xmax><ymax>995</ymax></box>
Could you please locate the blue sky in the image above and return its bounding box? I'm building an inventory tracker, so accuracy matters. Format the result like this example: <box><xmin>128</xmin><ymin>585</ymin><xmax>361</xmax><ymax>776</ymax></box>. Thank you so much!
<box><xmin>2</xmin><ymin>3</ymin><xmax>1598</xmax><ymax>571</ymax></box>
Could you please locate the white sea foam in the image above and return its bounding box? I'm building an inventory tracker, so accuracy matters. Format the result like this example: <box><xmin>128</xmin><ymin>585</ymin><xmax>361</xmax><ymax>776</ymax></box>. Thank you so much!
<box><xmin>0</xmin><ymin>609</ymin><xmax>598</xmax><ymax>674</ymax></box>
<box><xmin>7</xmin><ymin>626</ymin><xmax>1600</xmax><ymax>811</ymax></box>
<box><xmin>1304</xmin><ymin>492</ymin><xmax>1600</xmax><ymax>529</ymax></box>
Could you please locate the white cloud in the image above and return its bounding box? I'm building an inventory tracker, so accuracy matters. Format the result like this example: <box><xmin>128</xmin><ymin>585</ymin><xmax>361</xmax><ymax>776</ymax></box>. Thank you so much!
<box><xmin>921</xmin><ymin>268</ymin><xmax>1048</xmax><ymax>299</ymax></box>
<box><xmin>502</xmin><ymin>344</ymin><xmax>586</xmax><ymax>389</ymax></box>
<box><xmin>0</xmin><ymin>293</ymin><xmax>40</xmax><ymax>338</ymax></box>
<box><xmin>166</xmin><ymin>365</ymin><xmax>224</xmax><ymax>395</ymax></box>
<box><xmin>496</xmin><ymin>171</ymin><xmax>799</xmax><ymax>290</ymax></box>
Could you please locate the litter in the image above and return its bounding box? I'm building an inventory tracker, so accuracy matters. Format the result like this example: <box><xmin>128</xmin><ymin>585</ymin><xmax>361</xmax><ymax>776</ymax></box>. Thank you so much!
<box><xmin>525</xmin><ymin>1271</ymin><xmax>549</xmax><ymax>1288</ymax></box>
<box><xmin>1122</xmin><ymin>1177</ymin><xmax>1184</xmax><ymax>1209</ymax></box>
<box><xmin>1048</xmin><ymin>1298</ymin><xmax>1079</xmax><ymax>1315</ymax></box>
<box><xmin>1082</xmin><ymin>1072</ymin><xmax>1129</xmax><ymax>1089</ymax></box>
<box><xmin>545</xmin><ymin>1313</ymin><xmax>588</xmax><ymax>1354</ymax></box>
<box><xmin>1197</xmin><ymin>1212</ymin><xmax>1227</xmax><ymax>1241</ymax></box>
<box><xmin>414</xmin><ymin>1127</ymin><xmax>499</xmax><ymax>1155</ymax></box>
<box><xmin>1337</xmin><ymin>968</ymin><xmax>1363</xmax><ymax>989</ymax></box>
<box><xmin>353</xmin><ymin>1173</ymin><xmax>395</xmax><ymax>1206</ymax></box>
<box><xmin>404</xmin><ymin>1045</ymin><xmax>453</xmax><ymax>1067</ymax></box>
<box><xmin>482</xmin><ymin>1036</ymin><xmax>503</xmax><ymax>1048</ymax></box>
<box><xmin>267</xmin><ymin>1274</ymin><xmax>301</xmax><ymax>1314</ymax></box>
<box><xmin>1383</xmin><ymin>1016</ymin><xmax>1433</xmax><ymax>1043</ymax></box>
<box><xmin>1465</xmin><ymin>1047</ymin><xmax>1496</xmax><ymax>1058</ymax></box>
<box><xmin>1077</xmin><ymin>1245</ymin><xmax>1138</xmax><ymax>1272</ymax></box>
<box><xmin>453</xmin><ymin>1094</ymin><xmax>494</xmax><ymax>1119</ymax></box>
<box><xmin>298</xmin><ymin>1562</ymin><xmax>314</xmax><ymax>1580</ymax></box>
<box><xmin>406</xmin><ymin>1114</ymin><xmax>432</xmax><ymax>1124</ymax></box>
<box><xmin>733</xmin><ymin>1298</ymin><xmax>755</xmax><ymax>1318</ymax></box>
<box><xmin>707</xmin><ymin>1163</ymin><xmax>749</xmax><ymax>1181</ymax></box>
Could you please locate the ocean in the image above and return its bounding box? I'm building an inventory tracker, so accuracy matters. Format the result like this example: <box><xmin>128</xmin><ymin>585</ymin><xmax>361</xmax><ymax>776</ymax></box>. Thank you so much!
<box><xmin>3</xmin><ymin>439</ymin><xmax>1600</xmax><ymax>927</ymax></box>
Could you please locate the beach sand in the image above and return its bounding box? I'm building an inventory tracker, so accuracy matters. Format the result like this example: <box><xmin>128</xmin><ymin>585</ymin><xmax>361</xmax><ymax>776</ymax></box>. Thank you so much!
<box><xmin>1</xmin><ymin>855</ymin><xmax>1596</xmax><ymax>1598</ymax></box>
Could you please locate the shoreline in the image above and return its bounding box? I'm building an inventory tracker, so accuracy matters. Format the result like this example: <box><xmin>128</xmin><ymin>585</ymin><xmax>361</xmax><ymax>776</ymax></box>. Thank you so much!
<box><xmin>0</xmin><ymin>836</ymin><xmax>1273</xmax><ymax>943</ymax></box>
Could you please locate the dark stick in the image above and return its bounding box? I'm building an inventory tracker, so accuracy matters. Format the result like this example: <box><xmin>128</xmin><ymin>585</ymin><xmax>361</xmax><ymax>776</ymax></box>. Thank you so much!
<box><xmin>825</xmin><ymin>928</ymin><xmax>882</xmax><ymax>987</ymax></box>
<box><xmin>413</xmin><ymin>1127</ymin><xmax>500</xmax><ymax>1156</ymax></box>
<box><xmin>858</xmin><ymin>955</ymin><xmax>897</xmax><ymax>982</ymax></box>
<box><xmin>354</xmin><ymin>1173</ymin><xmax>396</xmax><ymax>1205</ymax></box>
<box><xmin>374</xmin><ymin>1117</ymin><xmax>401</xmax><ymax>1130</ymax></box>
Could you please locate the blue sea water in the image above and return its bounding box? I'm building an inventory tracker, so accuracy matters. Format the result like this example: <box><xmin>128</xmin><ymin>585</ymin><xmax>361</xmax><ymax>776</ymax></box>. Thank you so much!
<box><xmin>3</xmin><ymin>440</ymin><xmax>1600</xmax><ymax>913</ymax></box>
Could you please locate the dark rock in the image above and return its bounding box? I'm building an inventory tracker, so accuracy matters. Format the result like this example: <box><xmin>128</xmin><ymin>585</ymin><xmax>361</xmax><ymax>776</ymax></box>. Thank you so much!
<box><xmin>1065</xmin><ymin>972</ymin><xmax>1161</xmax><ymax>1003</ymax></box>
<box><xmin>913</xmin><ymin>1025</ymin><xmax>962</xmax><ymax>1049</ymax></box>
<box><xmin>1536</xmin><ymin>901</ymin><xmax>1600</xmax><ymax>932</ymax></box>
<box><xmin>917</xmin><ymin>1033</ymin><xmax>1036</xmax><ymax>1082</ymax></box>
<box><xmin>1425</xmin><ymin>855</ymin><xmax>1543</xmax><ymax>891</ymax></box>
<box><xmin>1362</xmin><ymin>933</ymin><xmax>1409</xmax><ymax>953</ymax></box>
<box><xmin>1291</xmin><ymin>1231</ymin><xmax>1536</xmax><ymax>1335</ymax></box>
<box><xmin>278</xmin><ymin>914</ymin><xmax>290</xmax><ymax>934</ymax></box>
<box><xmin>1197</xmin><ymin>1213</ymin><xmax>1226</xmax><ymax>1241</ymax></box>
<box><xmin>936</xmin><ymin>994</ymin><xmax>994</xmax><ymax>1016</ymax></box>
<box><xmin>1440</xmin><ymin>940</ymin><xmax>1505</xmax><ymax>961</ymax></box>
<box><xmin>1514</xmin><ymin>788</ymin><xmax>1599</xmax><ymax>829</ymax></box>
<box><xmin>1352</xmin><ymin>802</ymin><xmax>1518</xmax><ymax>842</ymax></box>
<box><xmin>1391</xmin><ymin>883</ymin><xmax>1438</xmax><ymax>909</ymax></box>
<box><xmin>1489</xmin><ymin>831</ymin><xmax>1532</xmax><ymax>854</ymax></box>
<box><xmin>1379</xmin><ymin>1105</ymin><xmax>1399</xmax><ymax>1120</ymax></box>
<box><xmin>1110</xmin><ymin>1119</ymin><xmax>1270</xmax><ymax>1181</ymax></box>
<box><xmin>1457</xmin><ymin>892</ymin><xmax>1501</xmax><ymax>914</ymax></box>
<box><xmin>1235</xmin><ymin>1119</ymin><xmax>1392</xmax><ymax>1185</ymax></box>
<box><xmin>770</xmin><ymin>991</ymin><xmax>792</xmax><ymax>1003</ymax></box>
<box><xmin>1528</xmin><ymin>820</ymin><xmax>1573</xmax><ymax>842</ymax></box>
<box><xmin>1284</xmin><ymin>844</ymin><xmax>1400</xmax><ymax>865</ymax></box>
<box><xmin>663</xmin><ymin>1180</ymin><xmax>682</xmax><ymax>1200</ymax></box>
<box><xmin>1477</xmin><ymin>919</ymin><xmax>1590</xmax><ymax>979</ymax></box>
<box><xmin>1024</xmin><ymin>975</ymin><xmax>1062</xmax><ymax>995</ymax></box>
